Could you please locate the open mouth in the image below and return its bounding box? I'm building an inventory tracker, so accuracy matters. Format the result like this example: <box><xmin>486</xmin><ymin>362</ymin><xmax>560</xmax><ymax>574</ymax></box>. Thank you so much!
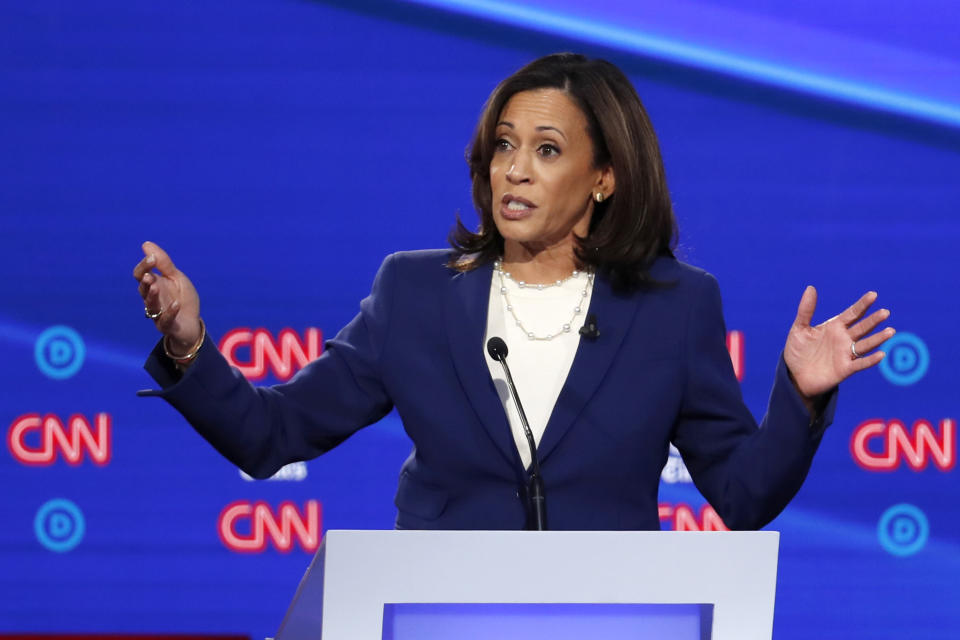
<box><xmin>501</xmin><ymin>194</ymin><xmax>536</xmax><ymax>219</ymax></box>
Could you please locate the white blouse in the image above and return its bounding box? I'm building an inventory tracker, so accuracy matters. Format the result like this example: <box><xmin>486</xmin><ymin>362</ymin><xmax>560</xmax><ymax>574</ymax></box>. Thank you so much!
<box><xmin>483</xmin><ymin>265</ymin><xmax>595</xmax><ymax>469</ymax></box>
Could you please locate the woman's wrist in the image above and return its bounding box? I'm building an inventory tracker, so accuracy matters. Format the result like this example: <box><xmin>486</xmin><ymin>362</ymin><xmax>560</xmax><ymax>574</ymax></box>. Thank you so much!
<box><xmin>785</xmin><ymin>361</ymin><xmax>825</xmax><ymax>418</ymax></box>
<box><xmin>163</xmin><ymin>318</ymin><xmax>206</xmax><ymax>367</ymax></box>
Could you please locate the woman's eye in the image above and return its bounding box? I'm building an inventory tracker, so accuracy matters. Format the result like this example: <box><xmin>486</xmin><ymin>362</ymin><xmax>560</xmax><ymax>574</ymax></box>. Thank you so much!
<box><xmin>494</xmin><ymin>138</ymin><xmax>511</xmax><ymax>152</ymax></box>
<box><xmin>538</xmin><ymin>144</ymin><xmax>560</xmax><ymax>158</ymax></box>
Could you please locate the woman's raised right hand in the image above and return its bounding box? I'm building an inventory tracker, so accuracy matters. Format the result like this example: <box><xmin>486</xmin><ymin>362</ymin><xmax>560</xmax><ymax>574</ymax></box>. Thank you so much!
<box><xmin>132</xmin><ymin>241</ymin><xmax>202</xmax><ymax>355</ymax></box>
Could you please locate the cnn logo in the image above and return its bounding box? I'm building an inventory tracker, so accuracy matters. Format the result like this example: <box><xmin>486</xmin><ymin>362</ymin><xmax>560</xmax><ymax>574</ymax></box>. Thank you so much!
<box><xmin>7</xmin><ymin>413</ymin><xmax>111</xmax><ymax>466</ymax></box>
<box><xmin>851</xmin><ymin>418</ymin><xmax>955</xmax><ymax>472</ymax></box>
<box><xmin>658</xmin><ymin>503</ymin><xmax>729</xmax><ymax>531</ymax></box>
<box><xmin>219</xmin><ymin>328</ymin><xmax>323</xmax><ymax>381</ymax></box>
<box><xmin>218</xmin><ymin>500</ymin><xmax>322</xmax><ymax>553</ymax></box>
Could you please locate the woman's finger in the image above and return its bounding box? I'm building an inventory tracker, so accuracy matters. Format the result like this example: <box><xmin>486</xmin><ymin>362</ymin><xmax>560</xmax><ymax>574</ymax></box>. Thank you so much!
<box><xmin>792</xmin><ymin>285</ymin><xmax>817</xmax><ymax>328</ymax></box>
<box><xmin>137</xmin><ymin>272</ymin><xmax>154</xmax><ymax>299</ymax></box>
<box><xmin>852</xmin><ymin>350</ymin><xmax>885</xmax><ymax>372</ymax></box>
<box><xmin>849</xmin><ymin>307</ymin><xmax>890</xmax><ymax>340</ymax></box>
<box><xmin>855</xmin><ymin>327</ymin><xmax>896</xmax><ymax>355</ymax></box>
<box><xmin>155</xmin><ymin>299</ymin><xmax>181</xmax><ymax>334</ymax></box>
<box><xmin>144</xmin><ymin>282</ymin><xmax>164</xmax><ymax>318</ymax></box>
<box><xmin>143</xmin><ymin>241</ymin><xmax>178</xmax><ymax>278</ymax></box>
<box><xmin>132</xmin><ymin>252</ymin><xmax>157</xmax><ymax>281</ymax></box>
<box><xmin>838</xmin><ymin>291</ymin><xmax>878</xmax><ymax>325</ymax></box>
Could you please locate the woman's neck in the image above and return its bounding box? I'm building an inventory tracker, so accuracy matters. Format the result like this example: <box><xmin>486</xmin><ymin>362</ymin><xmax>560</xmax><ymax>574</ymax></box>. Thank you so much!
<box><xmin>501</xmin><ymin>241</ymin><xmax>580</xmax><ymax>284</ymax></box>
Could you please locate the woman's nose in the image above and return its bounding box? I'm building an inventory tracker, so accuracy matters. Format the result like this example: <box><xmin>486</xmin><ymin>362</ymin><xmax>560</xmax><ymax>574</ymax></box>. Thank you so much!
<box><xmin>505</xmin><ymin>158</ymin><xmax>531</xmax><ymax>184</ymax></box>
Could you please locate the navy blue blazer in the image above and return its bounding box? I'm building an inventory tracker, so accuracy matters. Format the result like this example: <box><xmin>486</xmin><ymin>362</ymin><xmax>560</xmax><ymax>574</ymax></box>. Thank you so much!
<box><xmin>142</xmin><ymin>250</ymin><xmax>835</xmax><ymax>531</ymax></box>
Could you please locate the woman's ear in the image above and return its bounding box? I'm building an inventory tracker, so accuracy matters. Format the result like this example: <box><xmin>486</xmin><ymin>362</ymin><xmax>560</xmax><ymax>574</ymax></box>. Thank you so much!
<box><xmin>598</xmin><ymin>164</ymin><xmax>615</xmax><ymax>200</ymax></box>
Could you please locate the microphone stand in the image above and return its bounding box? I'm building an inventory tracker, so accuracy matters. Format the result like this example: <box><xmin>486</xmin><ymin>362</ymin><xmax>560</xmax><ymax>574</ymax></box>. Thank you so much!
<box><xmin>487</xmin><ymin>337</ymin><xmax>547</xmax><ymax>531</ymax></box>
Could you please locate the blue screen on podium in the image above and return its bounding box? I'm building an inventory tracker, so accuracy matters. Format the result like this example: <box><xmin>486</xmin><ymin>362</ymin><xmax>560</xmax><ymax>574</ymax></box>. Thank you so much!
<box><xmin>382</xmin><ymin>603</ymin><xmax>712</xmax><ymax>639</ymax></box>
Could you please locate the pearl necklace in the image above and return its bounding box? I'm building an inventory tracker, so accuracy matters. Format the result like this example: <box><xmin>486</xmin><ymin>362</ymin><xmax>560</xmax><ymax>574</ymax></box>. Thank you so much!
<box><xmin>494</xmin><ymin>260</ymin><xmax>594</xmax><ymax>341</ymax></box>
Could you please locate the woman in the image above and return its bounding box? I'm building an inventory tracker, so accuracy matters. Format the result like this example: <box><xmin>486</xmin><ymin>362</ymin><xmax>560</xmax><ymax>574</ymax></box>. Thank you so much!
<box><xmin>133</xmin><ymin>53</ymin><xmax>893</xmax><ymax>531</ymax></box>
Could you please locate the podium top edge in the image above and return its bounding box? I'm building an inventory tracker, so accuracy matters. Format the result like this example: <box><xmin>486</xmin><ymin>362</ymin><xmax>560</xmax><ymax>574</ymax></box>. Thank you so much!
<box><xmin>325</xmin><ymin>530</ymin><xmax>780</xmax><ymax>538</ymax></box>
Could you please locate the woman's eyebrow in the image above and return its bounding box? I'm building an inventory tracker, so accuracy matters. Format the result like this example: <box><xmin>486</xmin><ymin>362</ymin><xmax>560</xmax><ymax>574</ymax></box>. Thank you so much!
<box><xmin>536</xmin><ymin>125</ymin><xmax>566</xmax><ymax>140</ymax></box>
<box><xmin>496</xmin><ymin>121</ymin><xmax>567</xmax><ymax>141</ymax></box>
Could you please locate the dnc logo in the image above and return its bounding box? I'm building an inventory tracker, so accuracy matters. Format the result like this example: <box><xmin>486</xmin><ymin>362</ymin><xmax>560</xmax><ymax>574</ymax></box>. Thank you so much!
<box><xmin>878</xmin><ymin>332</ymin><xmax>929</xmax><ymax>386</ymax></box>
<box><xmin>878</xmin><ymin>504</ymin><xmax>928</xmax><ymax>557</ymax></box>
<box><xmin>35</xmin><ymin>498</ymin><xmax>85</xmax><ymax>552</ymax></box>
<box><xmin>35</xmin><ymin>326</ymin><xmax>85</xmax><ymax>380</ymax></box>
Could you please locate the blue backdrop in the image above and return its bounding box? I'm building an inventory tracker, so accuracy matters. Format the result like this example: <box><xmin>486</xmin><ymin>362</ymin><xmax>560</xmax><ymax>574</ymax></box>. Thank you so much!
<box><xmin>2</xmin><ymin>1</ymin><xmax>958</xmax><ymax>637</ymax></box>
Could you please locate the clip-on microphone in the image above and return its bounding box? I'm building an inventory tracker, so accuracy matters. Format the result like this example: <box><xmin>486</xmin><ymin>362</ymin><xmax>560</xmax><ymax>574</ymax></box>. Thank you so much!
<box><xmin>579</xmin><ymin>313</ymin><xmax>600</xmax><ymax>339</ymax></box>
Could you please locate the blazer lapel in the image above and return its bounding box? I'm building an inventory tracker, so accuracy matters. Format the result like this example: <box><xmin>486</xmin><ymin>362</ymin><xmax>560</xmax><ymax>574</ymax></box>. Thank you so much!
<box><xmin>536</xmin><ymin>274</ymin><xmax>642</xmax><ymax>463</ymax></box>
<box><xmin>444</xmin><ymin>262</ymin><xmax>525</xmax><ymax>471</ymax></box>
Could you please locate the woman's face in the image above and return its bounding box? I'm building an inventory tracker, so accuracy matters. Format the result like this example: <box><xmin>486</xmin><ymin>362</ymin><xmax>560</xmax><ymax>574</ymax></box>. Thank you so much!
<box><xmin>489</xmin><ymin>88</ymin><xmax>614</xmax><ymax>256</ymax></box>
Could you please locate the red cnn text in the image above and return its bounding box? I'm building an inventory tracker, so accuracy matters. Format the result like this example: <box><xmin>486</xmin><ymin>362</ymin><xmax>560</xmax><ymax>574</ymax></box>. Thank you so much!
<box><xmin>727</xmin><ymin>330</ymin><xmax>744</xmax><ymax>382</ymax></box>
<box><xmin>658</xmin><ymin>502</ymin><xmax>729</xmax><ymax>531</ymax></box>
<box><xmin>218</xmin><ymin>500</ymin><xmax>322</xmax><ymax>553</ymax></box>
<box><xmin>851</xmin><ymin>418</ymin><xmax>955</xmax><ymax>472</ymax></box>
<box><xmin>219</xmin><ymin>328</ymin><xmax>323</xmax><ymax>381</ymax></box>
<box><xmin>7</xmin><ymin>413</ymin><xmax>111</xmax><ymax>466</ymax></box>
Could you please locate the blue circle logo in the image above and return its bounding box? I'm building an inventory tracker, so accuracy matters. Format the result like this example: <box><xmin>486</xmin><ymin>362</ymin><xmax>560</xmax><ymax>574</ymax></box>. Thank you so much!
<box><xmin>35</xmin><ymin>326</ymin><xmax>86</xmax><ymax>380</ymax></box>
<box><xmin>877</xmin><ymin>503</ymin><xmax>928</xmax><ymax>557</ymax></box>
<box><xmin>35</xmin><ymin>498</ymin><xmax>86</xmax><ymax>552</ymax></box>
<box><xmin>878</xmin><ymin>332</ymin><xmax>929</xmax><ymax>386</ymax></box>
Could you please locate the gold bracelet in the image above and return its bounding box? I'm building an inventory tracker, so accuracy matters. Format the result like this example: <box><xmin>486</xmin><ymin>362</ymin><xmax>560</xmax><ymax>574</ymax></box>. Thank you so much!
<box><xmin>164</xmin><ymin>318</ymin><xmax>206</xmax><ymax>364</ymax></box>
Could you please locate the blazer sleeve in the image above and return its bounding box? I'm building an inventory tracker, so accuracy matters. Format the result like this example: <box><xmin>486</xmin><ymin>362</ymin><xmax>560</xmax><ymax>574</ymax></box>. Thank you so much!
<box><xmin>137</xmin><ymin>253</ymin><xmax>398</xmax><ymax>478</ymax></box>
<box><xmin>670</xmin><ymin>271</ymin><xmax>837</xmax><ymax>530</ymax></box>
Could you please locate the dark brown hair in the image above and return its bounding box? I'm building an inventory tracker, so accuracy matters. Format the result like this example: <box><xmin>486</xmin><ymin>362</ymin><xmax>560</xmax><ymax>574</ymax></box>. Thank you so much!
<box><xmin>448</xmin><ymin>53</ymin><xmax>677</xmax><ymax>291</ymax></box>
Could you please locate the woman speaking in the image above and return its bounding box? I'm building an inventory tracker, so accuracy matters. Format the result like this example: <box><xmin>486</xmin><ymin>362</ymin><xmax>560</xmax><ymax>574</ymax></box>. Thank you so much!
<box><xmin>133</xmin><ymin>53</ymin><xmax>894</xmax><ymax>531</ymax></box>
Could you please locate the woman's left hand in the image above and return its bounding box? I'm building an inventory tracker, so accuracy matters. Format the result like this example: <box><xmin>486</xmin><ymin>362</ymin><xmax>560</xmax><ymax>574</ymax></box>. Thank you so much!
<box><xmin>784</xmin><ymin>286</ymin><xmax>895</xmax><ymax>400</ymax></box>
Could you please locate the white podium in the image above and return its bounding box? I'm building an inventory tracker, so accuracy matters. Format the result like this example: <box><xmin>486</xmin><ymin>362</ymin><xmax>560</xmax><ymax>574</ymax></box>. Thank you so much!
<box><xmin>275</xmin><ymin>530</ymin><xmax>779</xmax><ymax>640</ymax></box>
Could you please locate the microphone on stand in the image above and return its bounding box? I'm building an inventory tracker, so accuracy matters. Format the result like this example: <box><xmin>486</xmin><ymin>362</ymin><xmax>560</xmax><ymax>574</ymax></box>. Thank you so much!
<box><xmin>486</xmin><ymin>336</ymin><xmax>547</xmax><ymax>531</ymax></box>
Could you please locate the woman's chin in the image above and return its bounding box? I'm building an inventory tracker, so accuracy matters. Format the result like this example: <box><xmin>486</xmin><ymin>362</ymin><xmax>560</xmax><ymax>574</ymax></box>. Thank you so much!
<box><xmin>495</xmin><ymin>217</ymin><xmax>535</xmax><ymax>239</ymax></box>
<box><xmin>497</xmin><ymin>228</ymin><xmax>542</xmax><ymax>247</ymax></box>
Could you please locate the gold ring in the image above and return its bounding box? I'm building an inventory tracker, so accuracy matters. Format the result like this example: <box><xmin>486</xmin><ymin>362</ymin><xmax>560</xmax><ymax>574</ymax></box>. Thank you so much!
<box><xmin>145</xmin><ymin>306</ymin><xmax>163</xmax><ymax>320</ymax></box>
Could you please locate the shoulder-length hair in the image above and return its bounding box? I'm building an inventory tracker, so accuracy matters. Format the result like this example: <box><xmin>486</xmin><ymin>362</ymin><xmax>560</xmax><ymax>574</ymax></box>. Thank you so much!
<box><xmin>448</xmin><ymin>53</ymin><xmax>677</xmax><ymax>291</ymax></box>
